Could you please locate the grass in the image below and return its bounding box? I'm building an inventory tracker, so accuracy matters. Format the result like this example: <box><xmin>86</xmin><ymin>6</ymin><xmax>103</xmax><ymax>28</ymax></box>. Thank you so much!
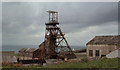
<box><xmin>2</xmin><ymin>58</ymin><xmax>119</xmax><ymax>69</ymax></box>
<box><xmin>43</xmin><ymin>58</ymin><xmax>119</xmax><ymax>68</ymax></box>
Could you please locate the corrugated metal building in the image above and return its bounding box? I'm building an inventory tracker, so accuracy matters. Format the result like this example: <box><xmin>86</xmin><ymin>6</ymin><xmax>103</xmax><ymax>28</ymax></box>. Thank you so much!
<box><xmin>86</xmin><ymin>35</ymin><xmax>120</xmax><ymax>58</ymax></box>
<box><xmin>1</xmin><ymin>51</ymin><xmax>17</xmax><ymax>63</ymax></box>
<box><xmin>18</xmin><ymin>48</ymin><xmax>37</xmax><ymax>60</ymax></box>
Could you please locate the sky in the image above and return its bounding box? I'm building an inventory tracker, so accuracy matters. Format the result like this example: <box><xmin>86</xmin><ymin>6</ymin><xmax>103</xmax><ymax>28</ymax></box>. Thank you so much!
<box><xmin>0</xmin><ymin>2</ymin><xmax>2</xmax><ymax>51</ymax></box>
<box><xmin>2</xmin><ymin>0</ymin><xmax>120</xmax><ymax>2</ymax></box>
<box><xmin>2</xmin><ymin>2</ymin><xmax>118</xmax><ymax>48</ymax></box>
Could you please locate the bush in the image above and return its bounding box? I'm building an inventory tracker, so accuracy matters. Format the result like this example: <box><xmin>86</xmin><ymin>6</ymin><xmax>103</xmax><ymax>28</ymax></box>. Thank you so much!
<box><xmin>2</xmin><ymin>62</ymin><xmax>24</xmax><ymax>68</ymax></box>
<box><xmin>2</xmin><ymin>62</ymin><xmax>13</xmax><ymax>67</ymax></box>
<box><xmin>81</xmin><ymin>57</ymin><xmax>89</xmax><ymax>63</ymax></box>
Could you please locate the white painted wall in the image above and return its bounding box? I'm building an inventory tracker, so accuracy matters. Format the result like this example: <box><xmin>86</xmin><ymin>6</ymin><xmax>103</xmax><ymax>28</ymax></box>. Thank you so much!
<box><xmin>106</xmin><ymin>48</ymin><xmax>120</xmax><ymax>58</ymax></box>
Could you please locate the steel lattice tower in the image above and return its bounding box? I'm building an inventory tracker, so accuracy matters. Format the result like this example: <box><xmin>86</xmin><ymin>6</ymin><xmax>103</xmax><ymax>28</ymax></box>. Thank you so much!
<box><xmin>33</xmin><ymin>11</ymin><xmax>76</xmax><ymax>59</ymax></box>
<box><xmin>44</xmin><ymin>11</ymin><xmax>76</xmax><ymax>59</ymax></box>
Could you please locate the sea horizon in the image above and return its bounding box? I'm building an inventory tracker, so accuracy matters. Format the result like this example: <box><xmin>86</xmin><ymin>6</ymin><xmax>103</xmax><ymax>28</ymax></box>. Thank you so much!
<box><xmin>2</xmin><ymin>45</ymin><xmax>86</xmax><ymax>53</ymax></box>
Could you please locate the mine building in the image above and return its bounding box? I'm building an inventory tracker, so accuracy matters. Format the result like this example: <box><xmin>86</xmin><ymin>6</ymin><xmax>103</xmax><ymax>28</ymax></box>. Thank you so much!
<box><xmin>86</xmin><ymin>35</ymin><xmax>120</xmax><ymax>58</ymax></box>
<box><xmin>18</xmin><ymin>48</ymin><xmax>37</xmax><ymax>60</ymax></box>
<box><xmin>18</xmin><ymin>11</ymin><xmax>76</xmax><ymax>64</ymax></box>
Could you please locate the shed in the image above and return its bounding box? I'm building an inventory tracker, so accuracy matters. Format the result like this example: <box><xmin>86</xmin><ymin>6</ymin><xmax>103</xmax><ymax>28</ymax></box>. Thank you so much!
<box><xmin>106</xmin><ymin>48</ymin><xmax>120</xmax><ymax>58</ymax></box>
<box><xmin>1</xmin><ymin>51</ymin><xmax>17</xmax><ymax>63</ymax></box>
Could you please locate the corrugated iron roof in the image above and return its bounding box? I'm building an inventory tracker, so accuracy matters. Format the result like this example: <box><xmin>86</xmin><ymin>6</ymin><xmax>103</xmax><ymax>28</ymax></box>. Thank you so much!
<box><xmin>0</xmin><ymin>51</ymin><xmax>14</xmax><ymax>53</ymax></box>
<box><xmin>87</xmin><ymin>35</ymin><xmax>120</xmax><ymax>45</ymax></box>
<box><xmin>19</xmin><ymin>48</ymin><xmax>37</xmax><ymax>53</ymax></box>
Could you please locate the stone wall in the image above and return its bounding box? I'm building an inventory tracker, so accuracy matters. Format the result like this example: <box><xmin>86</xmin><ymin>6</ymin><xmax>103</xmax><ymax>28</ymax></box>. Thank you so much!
<box><xmin>18</xmin><ymin>52</ymin><xmax>33</xmax><ymax>60</ymax></box>
<box><xmin>86</xmin><ymin>45</ymin><xmax>117</xmax><ymax>58</ymax></box>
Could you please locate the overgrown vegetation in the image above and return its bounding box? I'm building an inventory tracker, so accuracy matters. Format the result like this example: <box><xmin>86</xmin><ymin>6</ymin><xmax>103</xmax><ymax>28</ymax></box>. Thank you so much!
<box><xmin>81</xmin><ymin>57</ymin><xmax>89</xmax><ymax>63</ymax></box>
<box><xmin>2</xmin><ymin>58</ymin><xmax>119</xmax><ymax>68</ymax></box>
<box><xmin>44</xmin><ymin>58</ymin><xmax>118</xmax><ymax>68</ymax></box>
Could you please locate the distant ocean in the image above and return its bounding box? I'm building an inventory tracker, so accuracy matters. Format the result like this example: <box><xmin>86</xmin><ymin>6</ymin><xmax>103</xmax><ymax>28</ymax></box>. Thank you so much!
<box><xmin>2</xmin><ymin>45</ymin><xmax>86</xmax><ymax>53</ymax></box>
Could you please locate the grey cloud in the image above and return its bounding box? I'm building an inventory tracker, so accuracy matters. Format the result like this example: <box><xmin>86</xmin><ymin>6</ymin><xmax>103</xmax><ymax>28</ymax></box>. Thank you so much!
<box><xmin>0</xmin><ymin>2</ymin><xmax>2</xmax><ymax>46</ymax></box>
<box><xmin>2</xmin><ymin>2</ymin><xmax>118</xmax><ymax>45</ymax></box>
<box><xmin>58</xmin><ymin>2</ymin><xmax>118</xmax><ymax>33</ymax></box>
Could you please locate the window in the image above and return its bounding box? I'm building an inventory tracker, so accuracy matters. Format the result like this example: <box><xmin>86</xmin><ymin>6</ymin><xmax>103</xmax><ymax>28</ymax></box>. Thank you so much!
<box><xmin>96</xmin><ymin>50</ymin><xmax>99</xmax><ymax>56</ymax></box>
<box><xmin>101</xmin><ymin>55</ymin><xmax>106</xmax><ymax>58</ymax></box>
<box><xmin>89</xmin><ymin>50</ymin><xmax>93</xmax><ymax>56</ymax></box>
<box><xmin>109</xmin><ymin>50</ymin><xmax>111</xmax><ymax>53</ymax></box>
